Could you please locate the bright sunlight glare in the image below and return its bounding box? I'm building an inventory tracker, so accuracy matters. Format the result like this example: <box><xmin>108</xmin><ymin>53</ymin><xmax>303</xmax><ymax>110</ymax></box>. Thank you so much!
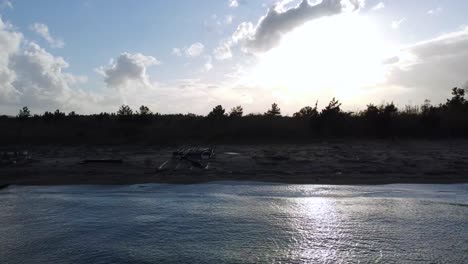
<box><xmin>241</xmin><ymin>14</ymin><xmax>394</xmax><ymax>105</ymax></box>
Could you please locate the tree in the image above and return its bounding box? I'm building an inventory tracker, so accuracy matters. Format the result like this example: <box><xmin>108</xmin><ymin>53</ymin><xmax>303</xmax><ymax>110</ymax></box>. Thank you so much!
<box><xmin>445</xmin><ymin>87</ymin><xmax>467</xmax><ymax>112</ymax></box>
<box><xmin>265</xmin><ymin>103</ymin><xmax>281</xmax><ymax>117</ymax></box>
<box><xmin>138</xmin><ymin>105</ymin><xmax>152</xmax><ymax>115</ymax></box>
<box><xmin>229</xmin><ymin>105</ymin><xmax>243</xmax><ymax>117</ymax></box>
<box><xmin>420</xmin><ymin>99</ymin><xmax>440</xmax><ymax>133</ymax></box>
<box><xmin>421</xmin><ymin>99</ymin><xmax>432</xmax><ymax>114</ymax></box>
<box><xmin>321</xmin><ymin>98</ymin><xmax>341</xmax><ymax>117</ymax></box>
<box><xmin>54</xmin><ymin>109</ymin><xmax>66</xmax><ymax>118</ymax></box>
<box><xmin>447</xmin><ymin>87</ymin><xmax>465</xmax><ymax>106</ymax></box>
<box><xmin>18</xmin><ymin>106</ymin><xmax>31</xmax><ymax>119</ymax></box>
<box><xmin>383</xmin><ymin>103</ymin><xmax>398</xmax><ymax>117</ymax></box>
<box><xmin>316</xmin><ymin>98</ymin><xmax>346</xmax><ymax>135</ymax></box>
<box><xmin>363</xmin><ymin>104</ymin><xmax>379</xmax><ymax>119</ymax></box>
<box><xmin>117</xmin><ymin>105</ymin><xmax>133</xmax><ymax>116</ymax></box>
<box><xmin>41</xmin><ymin>111</ymin><xmax>53</xmax><ymax>122</ymax></box>
<box><xmin>207</xmin><ymin>105</ymin><xmax>226</xmax><ymax>118</ymax></box>
<box><xmin>294</xmin><ymin>102</ymin><xmax>318</xmax><ymax>118</ymax></box>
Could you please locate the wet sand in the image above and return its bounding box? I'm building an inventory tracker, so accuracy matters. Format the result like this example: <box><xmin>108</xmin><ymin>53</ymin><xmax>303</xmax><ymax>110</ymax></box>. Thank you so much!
<box><xmin>1</xmin><ymin>140</ymin><xmax>468</xmax><ymax>186</ymax></box>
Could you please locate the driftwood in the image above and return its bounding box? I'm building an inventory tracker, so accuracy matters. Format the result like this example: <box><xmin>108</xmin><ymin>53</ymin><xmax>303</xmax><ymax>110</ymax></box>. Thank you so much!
<box><xmin>157</xmin><ymin>147</ymin><xmax>215</xmax><ymax>172</ymax></box>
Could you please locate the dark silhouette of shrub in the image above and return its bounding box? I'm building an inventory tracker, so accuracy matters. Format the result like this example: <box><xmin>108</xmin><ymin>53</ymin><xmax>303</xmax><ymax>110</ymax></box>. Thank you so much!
<box><xmin>3</xmin><ymin>87</ymin><xmax>468</xmax><ymax>145</ymax></box>
<box><xmin>208</xmin><ymin>105</ymin><xmax>227</xmax><ymax>119</ymax></box>
<box><xmin>54</xmin><ymin>109</ymin><xmax>66</xmax><ymax>119</ymax></box>
<box><xmin>293</xmin><ymin>102</ymin><xmax>318</xmax><ymax>119</ymax></box>
<box><xmin>420</xmin><ymin>100</ymin><xmax>441</xmax><ymax>136</ymax></box>
<box><xmin>117</xmin><ymin>105</ymin><xmax>134</xmax><ymax>121</ymax></box>
<box><xmin>138</xmin><ymin>105</ymin><xmax>152</xmax><ymax>115</ymax></box>
<box><xmin>363</xmin><ymin>104</ymin><xmax>380</xmax><ymax>135</ymax></box>
<box><xmin>381</xmin><ymin>103</ymin><xmax>398</xmax><ymax>136</ymax></box>
<box><xmin>43</xmin><ymin>111</ymin><xmax>54</xmax><ymax>122</ymax></box>
<box><xmin>442</xmin><ymin>87</ymin><xmax>468</xmax><ymax>136</ymax></box>
<box><xmin>229</xmin><ymin>105</ymin><xmax>243</xmax><ymax>118</ymax></box>
<box><xmin>363</xmin><ymin>104</ymin><xmax>379</xmax><ymax>120</ymax></box>
<box><xmin>265</xmin><ymin>103</ymin><xmax>281</xmax><ymax>117</ymax></box>
<box><xmin>321</xmin><ymin>98</ymin><xmax>341</xmax><ymax>117</ymax></box>
<box><xmin>361</xmin><ymin>103</ymin><xmax>398</xmax><ymax>137</ymax></box>
<box><xmin>135</xmin><ymin>105</ymin><xmax>153</xmax><ymax>123</ymax></box>
<box><xmin>316</xmin><ymin>98</ymin><xmax>350</xmax><ymax>136</ymax></box>
<box><xmin>117</xmin><ymin>105</ymin><xmax>133</xmax><ymax>116</ymax></box>
<box><xmin>446</xmin><ymin>87</ymin><xmax>466</xmax><ymax>109</ymax></box>
<box><xmin>17</xmin><ymin>107</ymin><xmax>31</xmax><ymax>119</ymax></box>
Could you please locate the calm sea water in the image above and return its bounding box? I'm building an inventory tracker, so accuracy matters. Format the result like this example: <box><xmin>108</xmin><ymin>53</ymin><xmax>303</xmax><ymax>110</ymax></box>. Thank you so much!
<box><xmin>0</xmin><ymin>183</ymin><xmax>467</xmax><ymax>264</ymax></box>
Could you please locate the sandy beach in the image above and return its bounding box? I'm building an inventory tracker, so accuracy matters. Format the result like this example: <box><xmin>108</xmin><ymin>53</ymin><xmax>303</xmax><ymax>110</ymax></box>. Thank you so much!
<box><xmin>1</xmin><ymin>140</ymin><xmax>468</xmax><ymax>186</ymax></box>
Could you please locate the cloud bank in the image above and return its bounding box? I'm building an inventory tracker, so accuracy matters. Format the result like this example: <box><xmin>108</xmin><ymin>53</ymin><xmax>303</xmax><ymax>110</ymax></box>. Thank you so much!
<box><xmin>384</xmin><ymin>26</ymin><xmax>468</xmax><ymax>101</ymax></box>
<box><xmin>0</xmin><ymin>17</ymin><xmax>102</xmax><ymax>113</ymax></box>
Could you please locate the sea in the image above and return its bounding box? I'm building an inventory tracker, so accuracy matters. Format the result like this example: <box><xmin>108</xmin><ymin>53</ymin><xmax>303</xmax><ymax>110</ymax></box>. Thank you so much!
<box><xmin>1</xmin><ymin>183</ymin><xmax>467</xmax><ymax>264</ymax></box>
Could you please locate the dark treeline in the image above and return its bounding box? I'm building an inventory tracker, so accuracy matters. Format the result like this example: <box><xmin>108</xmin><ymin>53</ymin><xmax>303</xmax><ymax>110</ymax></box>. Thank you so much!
<box><xmin>1</xmin><ymin>87</ymin><xmax>468</xmax><ymax>145</ymax></box>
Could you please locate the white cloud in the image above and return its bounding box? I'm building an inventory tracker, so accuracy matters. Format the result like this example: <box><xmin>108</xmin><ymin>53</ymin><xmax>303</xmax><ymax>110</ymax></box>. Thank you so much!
<box><xmin>0</xmin><ymin>0</ymin><xmax>13</xmax><ymax>9</ymax></box>
<box><xmin>172</xmin><ymin>47</ymin><xmax>182</xmax><ymax>56</ymax></box>
<box><xmin>185</xmin><ymin>42</ymin><xmax>205</xmax><ymax>58</ymax></box>
<box><xmin>1</xmin><ymin>16</ymin><xmax>219</xmax><ymax>115</ymax></box>
<box><xmin>4</xmin><ymin>2</ymin><xmax>468</xmax><ymax>116</ymax></box>
<box><xmin>231</xmin><ymin>0</ymin><xmax>365</xmax><ymax>53</ymax></box>
<box><xmin>371</xmin><ymin>2</ymin><xmax>385</xmax><ymax>11</ymax></box>
<box><xmin>372</xmin><ymin>26</ymin><xmax>468</xmax><ymax>104</ymax></box>
<box><xmin>100</xmin><ymin>52</ymin><xmax>159</xmax><ymax>88</ymax></box>
<box><xmin>30</xmin><ymin>23</ymin><xmax>65</xmax><ymax>48</ymax></box>
<box><xmin>204</xmin><ymin>56</ymin><xmax>213</xmax><ymax>71</ymax></box>
<box><xmin>10</xmin><ymin>42</ymin><xmax>93</xmax><ymax>110</ymax></box>
<box><xmin>225</xmin><ymin>15</ymin><xmax>234</xmax><ymax>25</ymax></box>
<box><xmin>273</xmin><ymin>0</ymin><xmax>298</xmax><ymax>12</ymax></box>
<box><xmin>173</xmin><ymin>43</ymin><xmax>205</xmax><ymax>58</ymax></box>
<box><xmin>0</xmin><ymin>17</ymin><xmax>95</xmax><ymax>113</ymax></box>
<box><xmin>0</xmin><ymin>17</ymin><xmax>22</xmax><ymax>100</ymax></box>
<box><xmin>391</xmin><ymin>18</ymin><xmax>405</xmax><ymax>29</ymax></box>
<box><xmin>213</xmin><ymin>41</ymin><xmax>233</xmax><ymax>60</ymax></box>
<box><xmin>229</xmin><ymin>0</ymin><xmax>238</xmax><ymax>8</ymax></box>
<box><xmin>232</xmin><ymin>22</ymin><xmax>255</xmax><ymax>44</ymax></box>
<box><xmin>1</xmin><ymin>17</ymin><xmax>95</xmax><ymax>113</ymax></box>
<box><xmin>427</xmin><ymin>7</ymin><xmax>442</xmax><ymax>16</ymax></box>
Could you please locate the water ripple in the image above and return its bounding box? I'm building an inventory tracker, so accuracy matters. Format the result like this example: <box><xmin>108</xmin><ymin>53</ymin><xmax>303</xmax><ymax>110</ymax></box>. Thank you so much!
<box><xmin>0</xmin><ymin>183</ymin><xmax>467</xmax><ymax>263</ymax></box>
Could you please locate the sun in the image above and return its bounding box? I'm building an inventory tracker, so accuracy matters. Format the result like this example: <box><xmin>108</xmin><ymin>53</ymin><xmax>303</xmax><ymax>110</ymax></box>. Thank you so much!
<box><xmin>241</xmin><ymin>13</ymin><xmax>392</xmax><ymax>106</ymax></box>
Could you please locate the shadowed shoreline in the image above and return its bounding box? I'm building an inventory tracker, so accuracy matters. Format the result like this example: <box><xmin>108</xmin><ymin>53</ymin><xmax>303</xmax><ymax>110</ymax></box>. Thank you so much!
<box><xmin>1</xmin><ymin>140</ymin><xmax>468</xmax><ymax>187</ymax></box>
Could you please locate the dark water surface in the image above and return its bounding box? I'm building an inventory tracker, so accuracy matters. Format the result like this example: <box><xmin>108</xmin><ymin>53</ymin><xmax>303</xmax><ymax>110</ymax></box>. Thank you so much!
<box><xmin>1</xmin><ymin>183</ymin><xmax>467</xmax><ymax>264</ymax></box>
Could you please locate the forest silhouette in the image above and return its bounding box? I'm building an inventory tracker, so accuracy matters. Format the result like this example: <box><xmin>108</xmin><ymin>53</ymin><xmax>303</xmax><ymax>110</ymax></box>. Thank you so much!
<box><xmin>1</xmin><ymin>87</ymin><xmax>468</xmax><ymax>145</ymax></box>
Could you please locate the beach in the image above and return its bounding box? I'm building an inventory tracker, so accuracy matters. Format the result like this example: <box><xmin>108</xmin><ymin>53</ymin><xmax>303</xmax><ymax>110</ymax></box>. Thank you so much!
<box><xmin>1</xmin><ymin>140</ymin><xmax>468</xmax><ymax>186</ymax></box>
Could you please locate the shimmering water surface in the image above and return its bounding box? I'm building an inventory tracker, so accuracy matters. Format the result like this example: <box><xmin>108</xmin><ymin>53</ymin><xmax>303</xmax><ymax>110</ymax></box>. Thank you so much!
<box><xmin>1</xmin><ymin>183</ymin><xmax>467</xmax><ymax>264</ymax></box>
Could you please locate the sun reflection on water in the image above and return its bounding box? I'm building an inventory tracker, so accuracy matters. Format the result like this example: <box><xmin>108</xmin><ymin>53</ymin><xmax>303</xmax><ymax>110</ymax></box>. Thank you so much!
<box><xmin>280</xmin><ymin>196</ymin><xmax>353</xmax><ymax>262</ymax></box>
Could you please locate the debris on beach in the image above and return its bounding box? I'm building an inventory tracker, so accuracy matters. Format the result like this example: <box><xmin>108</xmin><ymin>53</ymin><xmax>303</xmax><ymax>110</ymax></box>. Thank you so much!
<box><xmin>157</xmin><ymin>147</ymin><xmax>215</xmax><ymax>172</ymax></box>
<box><xmin>224</xmin><ymin>152</ymin><xmax>241</xmax><ymax>156</ymax></box>
<box><xmin>0</xmin><ymin>150</ymin><xmax>32</xmax><ymax>166</ymax></box>
<box><xmin>80</xmin><ymin>159</ymin><xmax>124</xmax><ymax>165</ymax></box>
<box><xmin>252</xmin><ymin>151</ymin><xmax>290</xmax><ymax>166</ymax></box>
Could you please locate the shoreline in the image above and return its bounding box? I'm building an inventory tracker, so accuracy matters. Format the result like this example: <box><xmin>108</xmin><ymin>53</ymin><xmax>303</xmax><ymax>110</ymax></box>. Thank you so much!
<box><xmin>1</xmin><ymin>180</ymin><xmax>467</xmax><ymax>190</ymax></box>
<box><xmin>1</xmin><ymin>140</ymin><xmax>468</xmax><ymax>187</ymax></box>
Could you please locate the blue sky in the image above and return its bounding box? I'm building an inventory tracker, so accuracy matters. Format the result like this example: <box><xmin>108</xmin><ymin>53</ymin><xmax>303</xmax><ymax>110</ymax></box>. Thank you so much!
<box><xmin>1</xmin><ymin>0</ymin><xmax>468</xmax><ymax>115</ymax></box>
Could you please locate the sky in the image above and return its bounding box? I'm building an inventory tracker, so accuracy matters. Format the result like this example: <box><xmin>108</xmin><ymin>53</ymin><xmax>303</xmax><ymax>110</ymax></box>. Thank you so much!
<box><xmin>1</xmin><ymin>0</ymin><xmax>468</xmax><ymax>115</ymax></box>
